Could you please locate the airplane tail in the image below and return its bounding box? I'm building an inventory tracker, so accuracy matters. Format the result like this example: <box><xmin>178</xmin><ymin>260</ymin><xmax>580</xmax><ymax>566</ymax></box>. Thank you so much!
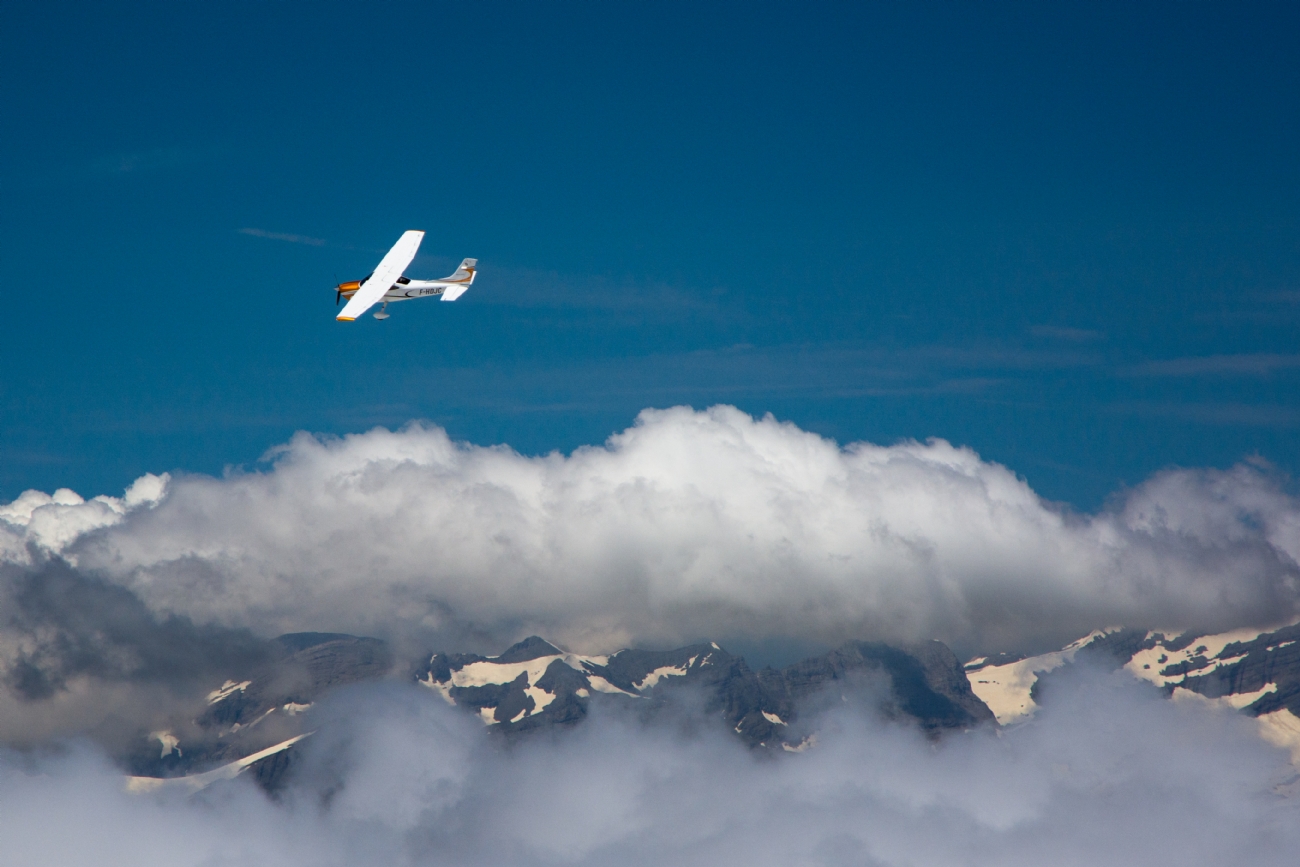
<box><xmin>442</xmin><ymin>258</ymin><xmax>477</xmax><ymax>284</ymax></box>
<box><xmin>440</xmin><ymin>258</ymin><xmax>476</xmax><ymax>302</ymax></box>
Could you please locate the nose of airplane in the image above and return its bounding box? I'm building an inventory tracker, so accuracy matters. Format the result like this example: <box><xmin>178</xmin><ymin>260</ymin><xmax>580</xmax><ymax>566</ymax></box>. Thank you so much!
<box><xmin>334</xmin><ymin>280</ymin><xmax>362</xmax><ymax>305</ymax></box>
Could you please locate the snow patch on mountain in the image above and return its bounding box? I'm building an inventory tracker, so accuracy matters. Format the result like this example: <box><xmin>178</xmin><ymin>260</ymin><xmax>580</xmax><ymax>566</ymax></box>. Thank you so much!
<box><xmin>634</xmin><ymin>657</ymin><xmax>696</xmax><ymax>690</ymax></box>
<box><xmin>124</xmin><ymin>733</ymin><xmax>308</xmax><ymax>795</ymax></box>
<box><xmin>206</xmin><ymin>680</ymin><xmax>252</xmax><ymax>704</ymax></box>
<box><xmin>782</xmin><ymin>734</ymin><xmax>817</xmax><ymax>753</ymax></box>
<box><xmin>151</xmin><ymin>730</ymin><xmax>181</xmax><ymax>758</ymax></box>
<box><xmin>523</xmin><ymin>686</ymin><xmax>556</xmax><ymax>715</ymax></box>
<box><xmin>968</xmin><ymin>619</ymin><xmax>1300</xmax><ymax>767</ymax></box>
<box><xmin>1126</xmin><ymin>626</ymin><xmax>1275</xmax><ymax>687</ymax></box>
<box><xmin>964</xmin><ymin>629</ymin><xmax>1120</xmax><ymax>724</ymax></box>
<box><xmin>418</xmin><ymin>644</ymin><xmax>640</xmax><ymax>726</ymax></box>
<box><xmin>585</xmin><ymin>675</ymin><xmax>639</xmax><ymax>696</ymax></box>
<box><xmin>421</xmin><ymin>649</ymin><xmax>634</xmax><ymax>696</ymax></box>
<box><xmin>448</xmin><ymin>656</ymin><xmax>592</xmax><ymax>690</ymax></box>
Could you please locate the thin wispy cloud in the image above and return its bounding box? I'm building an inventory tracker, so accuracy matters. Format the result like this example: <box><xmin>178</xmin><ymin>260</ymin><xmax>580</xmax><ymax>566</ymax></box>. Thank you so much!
<box><xmin>1124</xmin><ymin>354</ymin><xmax>1300</xmax><ymax>377</ymax></box>
<box><xmin>1029</xmin><ymin>324</ymin><xmax>1106</xmax><ymax>342</ymax></box>
<box><xmin>1109</xmin><ymin>401</ymin><xmax>1300</xmax><ymax>428</ymax></box>
<box><xmin>2</xmin><ymin>146</ymin><xmax>215</xmax><ymax>192</ymax></box>
<box><xmin>461</xmin><ymin>262</ymin><xmax>724</xmax><ymax>322</ymax></box>
<box><xmin>237</xmin><ymin>228</ymin><xmax>327</xmax><ymax>247</ymax></box>
<box><xmin>87</xmin><ymin>147</ymin><xmax>199</xmax><ymax>176</ymax></box>
<box><xmin>329</xmin><ymin>342</ymin><xmax>1099</xmax><ymax>422</ymax></box>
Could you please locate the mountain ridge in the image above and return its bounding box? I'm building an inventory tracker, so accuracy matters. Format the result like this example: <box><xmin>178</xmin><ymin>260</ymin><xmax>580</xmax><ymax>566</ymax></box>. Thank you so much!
<box><xmin>126</xmin><ymin>632</ymin><xmax>990</xmax><ymax>791</ymax></box>
<box><xmin>125</xmin><ymin>619</ymin><xmax>1300</xmax><ymax>794</ymax></box>
<box><xmin>413</xmin><ymin>634</ymin><xmax>993</xmax><ymax>748</ymax></box>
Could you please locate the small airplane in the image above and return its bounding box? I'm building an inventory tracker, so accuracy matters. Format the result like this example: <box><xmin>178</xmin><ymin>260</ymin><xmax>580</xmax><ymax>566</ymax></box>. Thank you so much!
<box><xmin>334</xmin><ymin>230</ymin><xmax>476</xmax><ymax>321</ymax></box>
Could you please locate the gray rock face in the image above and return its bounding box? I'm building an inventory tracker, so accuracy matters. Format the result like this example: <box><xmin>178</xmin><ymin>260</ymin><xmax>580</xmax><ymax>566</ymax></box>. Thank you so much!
<box><xmin>128</xmin><ymin>632</ymin><xmax>392</xmax><ymax>779</ymax></box>
<box><xmin>201</xmin><ymin>633</ymin><xmax>391</xmax><ymax>728</ymax></box>
<box><xmin>784</xmin><ymin>640</ymin><xmax>996</xmax><ymax>729</ymax></box>
<box><xmin>1151</xmin><ymin>623</ymin><xmax>1300</xmax><ymax>718</ymax></box>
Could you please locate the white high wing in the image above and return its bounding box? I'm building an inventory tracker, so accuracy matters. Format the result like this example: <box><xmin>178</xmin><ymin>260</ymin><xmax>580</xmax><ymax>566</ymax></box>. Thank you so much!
<box><xmin>335</xmin><ymin>230</ymin><xmax>477</xmax><ymax>321</ymax></box>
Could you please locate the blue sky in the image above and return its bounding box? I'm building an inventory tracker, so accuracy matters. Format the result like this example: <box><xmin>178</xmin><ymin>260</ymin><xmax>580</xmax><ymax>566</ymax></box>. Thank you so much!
<box><xmin>2</xmin><ymin>1</ymin><xmax>1298</xmax><ymax>509</ymax></box>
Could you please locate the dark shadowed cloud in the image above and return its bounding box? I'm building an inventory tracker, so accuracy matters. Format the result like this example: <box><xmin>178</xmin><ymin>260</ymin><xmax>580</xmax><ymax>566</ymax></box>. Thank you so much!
<box><xmin>0</xmin><ymin>559</ymin><xmax>270</xmax><ymax>750</ymax></box>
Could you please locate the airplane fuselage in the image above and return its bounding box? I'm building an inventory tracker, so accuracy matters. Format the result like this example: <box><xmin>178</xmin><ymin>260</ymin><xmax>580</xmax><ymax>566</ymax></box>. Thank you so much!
<box><xmin>335</xmin><ymin>276</ymin><xmax>454</xmax><ymax>303</ymax></box>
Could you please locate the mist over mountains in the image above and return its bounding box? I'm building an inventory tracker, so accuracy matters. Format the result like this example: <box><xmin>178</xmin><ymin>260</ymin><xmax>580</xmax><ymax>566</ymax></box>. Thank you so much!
<box><xmin>5</xmin><ymin>626</ymin><xmax>1300</xmax><ymax>867</ymax></box>
<box><xmin>3</xmin><ymin>407</ymin><xmax>1300</xmax><ymax>865</ymax></box>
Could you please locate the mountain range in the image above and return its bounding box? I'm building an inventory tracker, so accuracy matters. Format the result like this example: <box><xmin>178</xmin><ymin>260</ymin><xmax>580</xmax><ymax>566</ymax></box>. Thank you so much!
<box><xmin>125</xmin><ymin>619</ymin><xmax>1300</xmax><ymax>793</ymax></box>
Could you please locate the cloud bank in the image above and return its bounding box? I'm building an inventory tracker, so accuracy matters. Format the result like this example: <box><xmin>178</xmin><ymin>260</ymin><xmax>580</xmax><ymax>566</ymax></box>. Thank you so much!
<box><xmin>2</xmin><ymin>405</ymin><xmax>1298</xmax><ymax>656</ymax></box>
<box><xmin>3</xmin><ymin>668</ymin><xmax>1299</xmax><ymax>867</ymax></box>
<box><xmin>3</xmin><ymin>406</ymin><xmax>1299</xmax><ymax>866</ymax></box>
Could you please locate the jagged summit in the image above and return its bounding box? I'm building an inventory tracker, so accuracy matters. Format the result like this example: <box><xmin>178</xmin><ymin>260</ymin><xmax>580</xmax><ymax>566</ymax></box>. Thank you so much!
<box><xmin>492</xmin><ymin>636</ymin><xmax>563</xmax><ymax>663</ymax></box>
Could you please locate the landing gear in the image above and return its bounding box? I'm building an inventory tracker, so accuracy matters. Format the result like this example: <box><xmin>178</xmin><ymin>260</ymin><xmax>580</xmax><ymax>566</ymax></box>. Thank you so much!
<box><xmin>373</xmin><ymin>302</ymin><xmax>390</xmax><ymax>320</ymax></box>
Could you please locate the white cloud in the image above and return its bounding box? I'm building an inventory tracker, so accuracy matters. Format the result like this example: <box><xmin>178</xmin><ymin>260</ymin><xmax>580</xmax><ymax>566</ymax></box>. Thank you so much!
<box><xmin>2</xmin><ymin>407</ymin><xmax>1297</xmax><ymax>655</ymax></box>
<box><xmin>0</xmin><ymin>474</ymin><xmax>168</xmax><ymax>566</ymax></box>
